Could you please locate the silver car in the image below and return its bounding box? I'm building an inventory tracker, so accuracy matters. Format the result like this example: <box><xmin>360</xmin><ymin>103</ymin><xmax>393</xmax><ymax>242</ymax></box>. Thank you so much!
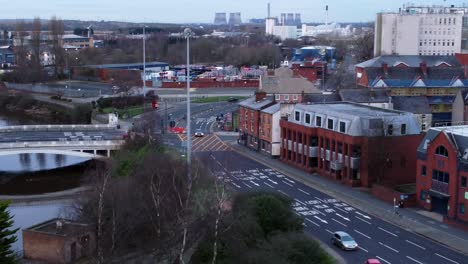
<box><xmin>331</xmin><ymin>231</ymin><xmax>358</xmax><ymax>251</ymax></box>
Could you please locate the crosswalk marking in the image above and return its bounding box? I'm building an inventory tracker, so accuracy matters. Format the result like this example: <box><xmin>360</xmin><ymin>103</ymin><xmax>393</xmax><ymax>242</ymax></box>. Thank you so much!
<box><xmin>177</xmin><ymin>134</ymin><xmax>230</xmax><ymax>152</ymax></box>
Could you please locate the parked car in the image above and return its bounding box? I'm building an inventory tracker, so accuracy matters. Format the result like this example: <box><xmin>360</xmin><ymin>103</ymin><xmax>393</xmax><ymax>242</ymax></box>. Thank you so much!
<box><xmin>364</xmin><ymin>259</ymin><xmax>381</xmax><ymax>264</ymax></box>
<box><xmin>194</xmin><ymin>129</ymin><xmax>204</xmax><ymax>137</ymax></box>
<box><xmin>331</xmin><ymin>231</ymin><xmax>358</xmax><ymax>251</ymax></box>
<box><xmin>227</xmin><ymin>97</ymin><xmax>238</xmax><ymax>102</ymax></box>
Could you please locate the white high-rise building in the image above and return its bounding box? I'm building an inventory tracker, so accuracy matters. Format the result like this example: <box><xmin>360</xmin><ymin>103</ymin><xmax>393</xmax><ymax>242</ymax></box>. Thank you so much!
<box><xmin>374</xmin><ymin>5</ymin><xmax>468</xmax><ymax>57</ymax></box>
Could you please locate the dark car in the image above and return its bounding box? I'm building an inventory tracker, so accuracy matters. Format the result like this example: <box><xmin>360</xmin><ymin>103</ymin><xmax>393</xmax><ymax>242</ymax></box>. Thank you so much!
<box><xmin>227</xmin><ymin>97</ymin><xmax>238</xmax><ymax>102</ymax></box>
<box><xmin>331</xmin><ymin>231</ymin><xmax>358</xmax><ymax>251</ymax></box>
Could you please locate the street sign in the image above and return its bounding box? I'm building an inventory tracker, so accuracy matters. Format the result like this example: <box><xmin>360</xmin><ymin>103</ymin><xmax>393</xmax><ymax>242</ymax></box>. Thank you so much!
<box><xmin>226</xmin><ymin>112</ymin><xmax>232</xmax><ymax>123</ymax></box>
<box><xmin>465</xmin><ymin>192</ymin><xmax>468</xmax><ymax>200</ymax></box>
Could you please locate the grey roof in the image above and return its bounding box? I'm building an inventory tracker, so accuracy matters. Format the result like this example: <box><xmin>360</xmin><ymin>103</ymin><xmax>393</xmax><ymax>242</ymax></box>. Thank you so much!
<box><xmin>339</xmin><ymin>89</ymin><xmax>390</xmax><ymax>103</ymax></box>
<box><xmin>289</xmin><ymin>102</ymin><xmax>421</xmax><ymax>137</ymax></box>
<box><xmin>365</xmin><ymin>67</ymin><xmax>465</xmax><ymax>85</ymax></box>
<box><xmin>260</xmin><ymin>67</ymin><xmax>321</xmax><ymax>94</ymax></box>
<box><xmin>261</xmin><ymin>103</ymin><xmax>280</xmax><ymax>114</ymax></box>
<box><xmin>417</xmin><ymin>125</ymin><xmax>468</xmax><ymax>160</ymax></box>
<box><xmin>356</xmin><ymin>55</ymin><xmax>461</xmax><ymax>68</ymax></box>
<box><xmin>238</xmin><ymin>96</ymin><xmax>274</xmax><ymax>110</ymax></box>
<box><xmin>304</xmin><ymin>93</ymin><xmax>342</xmax><ymax>103</ymax></box>
<box><xmin>392</xmin><ymin>96</ymin><xmax>432</xmax><ymax>114</ymax></box>
<box><xmin>86</xmin><ymin>61</ymin><xmax>169</xmax><ymax>69</ymax></box>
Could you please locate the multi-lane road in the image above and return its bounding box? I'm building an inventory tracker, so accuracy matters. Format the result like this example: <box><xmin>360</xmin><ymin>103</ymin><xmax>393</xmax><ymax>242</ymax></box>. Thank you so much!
<box><xmin>195</xmin><ymin>151</ymin><xmax>467</xmax><ymax>264</ymax></box>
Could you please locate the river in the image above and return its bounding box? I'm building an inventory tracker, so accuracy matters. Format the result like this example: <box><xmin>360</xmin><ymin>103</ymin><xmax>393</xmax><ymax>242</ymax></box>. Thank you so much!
<box><xmin>0</xmin><ymin>114</ymin><xmax>91</xmax><ymax>254</ymax></box>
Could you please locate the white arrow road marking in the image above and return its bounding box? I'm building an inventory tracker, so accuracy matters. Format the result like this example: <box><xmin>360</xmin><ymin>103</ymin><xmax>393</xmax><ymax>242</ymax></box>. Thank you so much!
<box><xmin>268</xmin><ymin>179</ymin><xmax>278</xmax><ymax>184</ymax></box>
<box><xmin>249</xmin><ymin>181</ymin><xmax>259</xmax><ymax>187</ymax></box>
<box><xmin>313</xmin><ymin>216</ymin><xmax>328</xmax><ymax>224</ymax></box>
<box><xmin>355</xmin><ymin>211</ymin><xmax>372</xmax><ymax>219</ymax></box>
<box><xmin>335</xmin><ymin>213</ymin><xmax>350</xmax><ymax>221</ymax></box>
<box><xmin>378</xmin><ymin>242</ymin><xmax>399</xmax><ymax>253</ymax></box>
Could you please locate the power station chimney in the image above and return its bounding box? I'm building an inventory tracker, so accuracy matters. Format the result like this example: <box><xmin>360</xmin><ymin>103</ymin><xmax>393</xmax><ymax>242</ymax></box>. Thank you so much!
<box><xmin>325</xmin><ymin>5</ymin><xmax>329</xmax><ymax>25</ymax></box>
<box><xmin>267</xmin><ymin>3</ymin><xmax>271</xmax><ymax>18</ymax></box>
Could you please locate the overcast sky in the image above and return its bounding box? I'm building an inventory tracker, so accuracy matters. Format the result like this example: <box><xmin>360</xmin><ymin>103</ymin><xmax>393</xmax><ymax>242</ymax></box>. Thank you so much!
<box><xmin>2</xmin><ymin>0</ymin><xmax>464</xmax><ymax>23</ymax></box>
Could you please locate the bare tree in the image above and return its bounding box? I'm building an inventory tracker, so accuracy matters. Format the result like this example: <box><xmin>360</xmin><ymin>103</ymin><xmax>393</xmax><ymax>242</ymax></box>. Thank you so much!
<box><xmin>14</xmin><ymin>20</ymin><xmax>28</xmax><ymax>69</ymax></box>
<box><xmin>353</xmin><ymin>31</ymin><xmax>374</xmax><ymax>62</ymax></box>
<box><xmin>50</xmin><ymin>16</ymin><xmax>65</xmax><ymax>78</ymax></box>
<box><xmin>31</xmin><ymin>17</ymin><xmax>43</xmax><ymax>81</ymax></box>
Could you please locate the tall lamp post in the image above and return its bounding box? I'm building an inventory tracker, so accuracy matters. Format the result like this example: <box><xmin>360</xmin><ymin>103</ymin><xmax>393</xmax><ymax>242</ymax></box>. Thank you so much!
<box><xmin>184</xmin><ymin>28</ymin><xmax>192</xmax><ymax>185</ymax></box>
<box><xmin>142</xmin><ymin>25</ymin><xmax>147</xmax><ymax>98</ymax></box>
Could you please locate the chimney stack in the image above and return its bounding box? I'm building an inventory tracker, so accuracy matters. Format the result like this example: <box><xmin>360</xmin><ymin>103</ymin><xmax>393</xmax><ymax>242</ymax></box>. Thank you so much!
<box><xmin>255</xmin><ymin>91</ymin><xmax>267</xmax><ymax>102</ymax></box>
<box><xmin>420</xmin><ymin>62</ymin><xmax>427</xmax><ymax>76</ymax></box>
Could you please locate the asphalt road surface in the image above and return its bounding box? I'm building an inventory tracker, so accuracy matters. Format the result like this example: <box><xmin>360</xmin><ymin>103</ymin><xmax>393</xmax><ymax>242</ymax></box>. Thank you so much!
<box><xmin>196</xmin><ymin>151</ymin><xmax>468</xmax><ymax>264</ymax></box>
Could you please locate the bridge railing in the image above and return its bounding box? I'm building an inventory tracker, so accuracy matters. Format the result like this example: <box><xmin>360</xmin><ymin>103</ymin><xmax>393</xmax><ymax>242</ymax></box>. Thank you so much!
<box><xmin>0</xmin><ymin>140</ymin><xmax>125</xmax><ymax>150</ymax></box>
<box><xmin>0</xmin><ymin>124</ymin><xmax>118</xmax><ymax>132</ymax></box>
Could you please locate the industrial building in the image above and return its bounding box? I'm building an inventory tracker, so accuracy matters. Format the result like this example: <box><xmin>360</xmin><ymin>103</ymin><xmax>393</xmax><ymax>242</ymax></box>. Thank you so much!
<box><xmin>228</xmin><ymin>12</ymin><xmax>242</xmax><ymax>25</ymax></box>
<box><xmin>214</xmin><ymin>13</ymin><xmax>227</xmax><ymax>25</ymax></box>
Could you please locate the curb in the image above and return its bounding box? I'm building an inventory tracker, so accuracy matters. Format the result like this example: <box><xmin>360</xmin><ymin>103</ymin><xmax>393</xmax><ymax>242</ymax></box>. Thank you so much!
<box><xmin>229</xmin><ymin>143</ymin><xmax>468</xmax><ymax>256</ymax></box>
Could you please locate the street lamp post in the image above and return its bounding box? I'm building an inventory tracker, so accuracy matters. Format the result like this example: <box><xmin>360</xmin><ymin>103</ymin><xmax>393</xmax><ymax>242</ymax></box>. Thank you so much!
<box><xmin>184</xmin><ymin>28</ymin><xmax>192</xmax><ymax>185</ymax></box>
<box><xmin>142</xmin><ymin>25</ymin><xmax>146</xmax><ymax>98</ymax></box>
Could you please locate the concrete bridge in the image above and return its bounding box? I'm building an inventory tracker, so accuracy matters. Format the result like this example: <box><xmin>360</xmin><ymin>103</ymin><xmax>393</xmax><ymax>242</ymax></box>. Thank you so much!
<box><xmin>0</xmin><ymin>124</ymin><xmax>126</xmax><ymax>159</ymax></box>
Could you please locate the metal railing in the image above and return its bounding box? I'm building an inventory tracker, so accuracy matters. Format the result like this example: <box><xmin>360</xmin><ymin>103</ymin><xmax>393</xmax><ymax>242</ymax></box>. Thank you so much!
<box><xmin>0</xmin><ymin>124</ymin><xmax>117</xmax><ymax>132</ymax></box>
<box><xmin>0</xmin><ymin>140</ymin><xmax>125</xmax><ymax>150</ymax></box>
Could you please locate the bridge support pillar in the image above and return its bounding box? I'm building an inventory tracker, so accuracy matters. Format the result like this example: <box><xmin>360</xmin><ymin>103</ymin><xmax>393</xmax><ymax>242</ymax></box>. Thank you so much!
<box><xmin>107</xmin><ymin>150</ymin><xmax>110</xmax><ymax>157</ymax></box>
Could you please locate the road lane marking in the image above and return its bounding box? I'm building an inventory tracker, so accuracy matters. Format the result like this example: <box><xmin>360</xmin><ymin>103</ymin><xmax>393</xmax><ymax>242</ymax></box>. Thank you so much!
<box><xmin>325</xmin><ymin>229</ymin><xmax>333</xmax><ymax>234</ymax></box>
<box><xmin>354</xmin><ymin>229</ymin><xmax>371</xmax><ymax>239</ymax></box>
<box><xmin>355</xmin><ymin>211</ymin><xmax>372</xmax><ymax>219</ymax></box>
<box><xmin>282</xmin><ymin>181</ymin><xmax>293</xmax><ymax>187</ymax></box>
<box><xmin>314</xmin><ymin>216</ymin><xmax>328</xmax><ymax>224</ymax></box>
<box><xmin>267</xmin><ymin>179</ymin><xmax>278</xmax><ymax>184</ymax></box>
<box><xmin>264</xmin><ymin>182</ymin><xmax>274</xmax><ymax>188</ymax></box>
<box><xmin>331</xmin><ymin>218</ymin><xmax>347</xmax><ymax>227</ymax></box>
<box><xmin>249</xmin><ymin>181</ymin><xmax>259</xmax><ymax>187</ymax></box>
<box><xmin>278</xmin><ymin>190</ymin><xmax>289</xmax><ymax>197</ymax></box>
<box><xmin>334</xmin><ymin>206</ymin><xmax>349</xmax><ymax>214</ymax></box>
<box><xmin>405</xmin><ymin>240</ymin><xmax>426</xmax><ymax>250</ymax></box>
<box><xmin>376</xmin><ymin>256</ymin><xmax>391</xmax><ymax>264</ymax></box>
<box><xmin>335</xmin><ymin>213</ymin><xmax>350</xmax><ymax>221</ymax></box>
<box><xmin>406</xmin><ymin>256</ymin><xmax>424</xmax><ymax>264</ymax></box>
<box><xmin>284</xmin><ymin>178</ymin><xmax>295</xmax><ymax>184</ymax></box>
<box><xmin>355</xmin><ymin>216</ymin><xmax>372</xmax><ymax>225</ymax></box>
<box><xmin>294</xmin><ymin>199</ymin><xmax>306</xmax><ymax>205</ymax></box>
<box><xmin>435</xmin><ymin>253</ymin><xmax>460</xmax><ymax>264</ymax></box>
<box><xmin>358</xmin><ymin>246</ymin><xmax>368</xmax><ymax>252</ymax></box>
<box><xmin>378</xmin><ymin>242</ymin><xmax>399</xmax><ymax>253</ymax></box>
<box><xmin>298</xmin><ymin>188</ymin><xmax>310</xmax><ymax>195</ymax></box>
<box><xmin>231</xmin><ymin>182</ymin><xmax>241</xmax><ymax>189</ymax></box>
<box><xmin>305</xmin><ymin>218</ymin><xmax>320</xmax><ymax>227</ymax></box>
<box><xmin>242</xmin><ymin>182</ymin><xmax>252</xmax><ymax>189</ymax></box>
<box><xmin>378</xmin><ymin>227</ymin><xmax>398</xmax><ymax>237</ymax></box>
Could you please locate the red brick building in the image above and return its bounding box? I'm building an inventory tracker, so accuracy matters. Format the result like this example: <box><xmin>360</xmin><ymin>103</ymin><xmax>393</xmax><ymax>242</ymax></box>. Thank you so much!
<box><xmin>238</xmin><ymin>92</ymin><xmax>275</xmax><ymax>151</ymax></box>
<box><xmin>23</xmin><ymin>218</ymin><xmax>96</xmax><ymax>264</ymax></box>
<box><xmin>416</xmin><ymin>126</ymin><xmax>468</xmax><ymax>227</ymax></box>
<box><xmin>280</xmin><ymin>102</ymin><xmax>423</xmax><ymax>187</ymax></box>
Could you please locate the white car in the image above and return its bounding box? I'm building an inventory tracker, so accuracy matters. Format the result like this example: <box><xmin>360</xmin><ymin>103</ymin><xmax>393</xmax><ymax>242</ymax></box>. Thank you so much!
<box><xmin>194</xmin><ymin>129</ymin><xmax>204</xmax><ymax>137</ymax></box>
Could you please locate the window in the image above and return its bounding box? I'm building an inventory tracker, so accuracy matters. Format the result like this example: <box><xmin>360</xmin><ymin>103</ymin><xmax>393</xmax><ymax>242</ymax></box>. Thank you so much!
<box><xmin>327</xmin><ymin>119</ymin><xmax>334</xmax><ymax>130</ymax></box>
<box><xmin>401</xmin><ymin>124</ymin><xmax>407</xmax><ymax>135</ymax></box>
<box><xmin>293</xmin><ymin>94</ymin><xmax>298</xmax><ymax>101</ymax></box>
<box><xmin>284</xmin><ymin>95</ymin><xmax>289</xmax><ymax>100</ymax></box>
<box><xmin>387</xmin><ymin>124</ymin><xmax>393</xmax><ymax>135</ymax></box>
<box><xmin>275</xmin><ymin>94</ymin><xmax>280</xmax><ymax>101</ymax></box>
<box><xmin>305</xmin><ymin>113</ymin><xmax>311</xmax><ymax>124</ymax></box>
<box><xmin>315</xmin><ymin>116</ymin><xmax>322</xmax><ymax>127</ymax></box>
<box><xmin>460</xmin><ymin>203</ymin><xmax>465</xmax><ymax>215</ymax></box>
<box><xmin>294</xmin><ymin>111</ymin><xmax>300</xmax><ymax>122</ymax></box>
<box><xmin>435</xmin><ymin>146</ymin><xmax>449</xmax><ymax>157</ymax></box>
<box><xmin>339</xmin><ymin>121</ymin><xmax>346</xmax><ymax>133</ymax></box>
<box><xmin>422</xmin><ymin>165</ymin><xmax>426</xmax><ymax>176</ymax></box>
<box><xmin>432</xmin><ymin>170</ymin><xmax>450</xmax><ymax>184</ymax></box>
<box><xmin>462</xmin><ymin>176</ymin><xmax>467</xmax><ymax>188</ymax></box>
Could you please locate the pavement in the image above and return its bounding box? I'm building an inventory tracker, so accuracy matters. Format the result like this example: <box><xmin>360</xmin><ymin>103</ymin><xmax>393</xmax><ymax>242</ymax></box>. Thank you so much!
<box><xmin>229</xmin><ymin>143</ymin><xmax>468</xmax><ymax>258</ymax></box>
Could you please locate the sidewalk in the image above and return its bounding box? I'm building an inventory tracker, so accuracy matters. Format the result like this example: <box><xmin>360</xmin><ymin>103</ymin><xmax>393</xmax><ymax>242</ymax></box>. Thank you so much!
<box><xmin>230</xmin><ymin>143</ymin><xmax>468</xmax><ymax>256</ymax></box>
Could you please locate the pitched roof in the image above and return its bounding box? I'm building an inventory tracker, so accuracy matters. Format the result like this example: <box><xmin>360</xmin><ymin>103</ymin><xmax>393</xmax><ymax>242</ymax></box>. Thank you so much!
<box><xmin>303</xmin><ymin>93</ymin><xmax>342</xmax><ymax>103</ymax></box>
<box><xmin>391</xmin><ymin>96</ymin><xmax>431</xmax><ymax>114</ymax></box>
<box><xmin>356</xmin><ymin>55</ymin><xmax>461</xmax><ymax>68</ymax></box>
<box><xmin>260</xmin><ymin>75</ymin><xmax>321</xmax><ymax>94</ymax></box>
<box><xmin>339</xmin><ymin>89</ymin><xmax>389</xmax><ymax>103</ymax></box>
<box><xmin>238</xmin><ymin>96</ymin><xmax>274</xmax><ymax>110</ymax></box>
<box><xmin>261</xmin><ymin>103</ymin><xmax>280</xmax><ymax>114</ymax></box>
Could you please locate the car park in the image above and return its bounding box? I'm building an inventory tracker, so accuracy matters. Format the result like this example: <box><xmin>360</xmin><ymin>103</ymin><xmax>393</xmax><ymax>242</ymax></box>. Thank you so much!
<box><xmin>331</xmin><ymin>231</ymin><xmax>358</xmax><ymax>251</ymax></box>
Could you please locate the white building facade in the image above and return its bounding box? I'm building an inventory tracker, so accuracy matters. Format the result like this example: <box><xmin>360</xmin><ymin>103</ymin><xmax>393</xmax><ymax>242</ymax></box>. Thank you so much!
<box><xmin>375</xmin><ymin>5</ymin><xmax>468</xmax><ymax>57</ymax></box>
